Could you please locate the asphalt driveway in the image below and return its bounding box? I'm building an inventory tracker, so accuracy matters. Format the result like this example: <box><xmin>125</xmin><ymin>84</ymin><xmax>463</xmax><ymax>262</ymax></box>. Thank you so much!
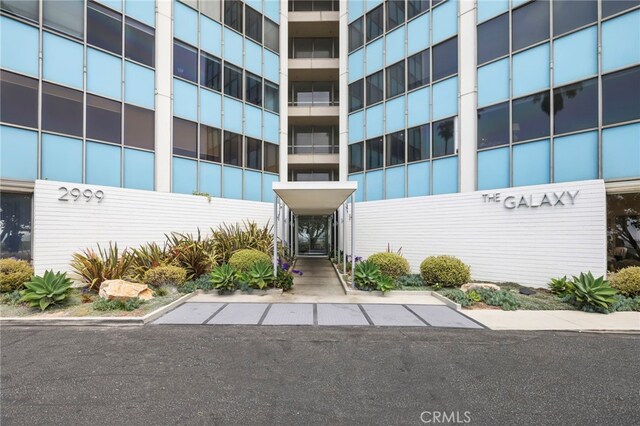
<box><xmin>1</xmin><ymin>326</ymin><xmax>639</xmax><ymax>425</ymax></box>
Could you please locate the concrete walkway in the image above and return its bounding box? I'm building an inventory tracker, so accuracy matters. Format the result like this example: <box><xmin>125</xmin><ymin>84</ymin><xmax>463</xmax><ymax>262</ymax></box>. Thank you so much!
<box><xmin>464</xmin><ymin>310</ymin><xmax>640</xmax><ymax>331</ymax></box>
<box><xmin>290</xmin><ymin>257</ymin><xmax>345</xmax><ymax>297</ymax></box>
<box><xmin>152</xmin><ymin>302</ymin><xmax>484</xmax><ymax>328</ymax></box>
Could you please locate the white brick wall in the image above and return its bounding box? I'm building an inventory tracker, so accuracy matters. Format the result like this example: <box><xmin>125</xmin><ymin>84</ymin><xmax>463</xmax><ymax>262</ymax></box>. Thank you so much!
<box><xmin>32</xmin><ymin>180</ymin><xmax>273</xmax><ymax>275</ymax></box>
<box><xmin>346</xmin><ymin>180</ymin><xmax>607</xmax><ymax>287</ymax></box>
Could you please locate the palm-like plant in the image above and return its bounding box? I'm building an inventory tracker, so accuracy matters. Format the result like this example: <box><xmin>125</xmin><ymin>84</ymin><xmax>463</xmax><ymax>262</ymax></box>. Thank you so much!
<box><xmin>128</xmin><ymin>242</ymin><xmax>171</xmax><ymax>281</ymax></box>
<box><xmin>166</xmin><ymin>231</ymin><xmax>217</xmax><ymax>280</ymax></box>
<box><xmin>19</xmin><ymin>270</ymin><xmax>74</xmax><ymax>311</ymax></box>
<box><xmin>70</xmin><ymin>243</ymin><xmax>133</xmax><ymax>291</ymax></box>
<box><xmin>568</xmin><ymin>272</ymin><xmax>617</xmax><ymax>310</ymax></box>
<box><xmin>209</xmin><ymin>263</ymin><xmax>238</xmax><ymax>293</ymax></box>
<box><xmin>242</xmin><ymin>261</ymin><xmax>274</xmax><ymax>290</ymax></box>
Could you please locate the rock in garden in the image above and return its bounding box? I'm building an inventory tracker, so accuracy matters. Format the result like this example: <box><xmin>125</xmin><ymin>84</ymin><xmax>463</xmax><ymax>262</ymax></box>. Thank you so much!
<box><xmin>460</xmin><ymin>283</ymin><xmax>501</xmax><ymax>293</ymax></box>
<box><xmin>99</xmin><ymin>279</ymin><xmax>154</xmax><ymax>301</ymax></box>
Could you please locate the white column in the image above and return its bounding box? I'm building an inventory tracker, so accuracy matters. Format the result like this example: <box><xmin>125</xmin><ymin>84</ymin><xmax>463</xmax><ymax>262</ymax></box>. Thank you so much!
<box><xmin>154</xmin><ymin>0</ymin><xmax>173</xmax><ymax>192</ymax></box>
<box><xmin>342</xmin><ymin>202</ymin><xmax>346</xmax><ymax>274</ymax></box>
<box><xmin>350</xmin><ymin>194</ymin><xmax>355</xmax><ymax>283</ymax></box>
<box><xmin>458</xmin><ymin>0</ymin><xmax>477</xmax><ymax>192</ymax></box>
<box><xmin>338</xmin><ymin>2</ymin><xmax>349</xmax><ymax>181</ymax></box>
<box><xmin>279</xmin><ymin>0</ymin><xmax>289</xmax><ymax>182</ymax></box>
<box><xmin>273</xmin><ymin>195</ymin><xmax>278</xmax><ymax>276</ymax></box>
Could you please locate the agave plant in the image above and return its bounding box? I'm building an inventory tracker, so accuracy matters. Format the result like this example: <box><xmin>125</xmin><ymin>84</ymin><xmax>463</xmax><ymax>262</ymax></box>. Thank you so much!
<box><xmin>548</xmin><ymin>276</ymin><xmax>570</xmax><ymax>296</ymax></box>
<box><xmin>568</xmin><ymin>272</ymin><xmax>617</xmax><ymax>311</ymax></box>
<box><xmin>210</xmin><ymin>263</ymin><xmax>238</xmax><ymax>293</ymax></box>
<box><xmin>376</xmin><ymin>275</ymin><xmax>396</xmax><ymax>294</ymax></box>
<box><xmin>241</xmin><ymin>261</ymin><xmax>274</xmax><ymax>290</ymax></box>
<box><xmin>166</xmin><ymin>230</ymin><xmax>217</xmax><ymax>280</ymax></box>
<box><xmin>127</xmin><ymin>242</ymin><xmax>171</xmax><ymax>281</ymax></box>
<box><xmin>19</xmin><ymin>270</ymin><xmax>74</xmax><ymax>311</ymax></box>
<box><xmin>70</xmin><ymin>243</ymin><xmax>133</xmax><ymax>292</ymax></box>
<box><xmin>353</xmin><ymin>260</ymin><xmax>382</xmax><ymax>291</ymax></box>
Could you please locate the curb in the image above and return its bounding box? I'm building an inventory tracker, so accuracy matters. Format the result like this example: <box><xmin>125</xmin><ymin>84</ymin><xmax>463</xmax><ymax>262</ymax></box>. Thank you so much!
<box><xmin>330</xmin><ymin>262</ymin><xmax>461</xmax><ymax>311</ymax></box>
<box><xmin>0</xmin><ymin>291</ymin><xmax>196</xmax><ymax>327</ymax></box>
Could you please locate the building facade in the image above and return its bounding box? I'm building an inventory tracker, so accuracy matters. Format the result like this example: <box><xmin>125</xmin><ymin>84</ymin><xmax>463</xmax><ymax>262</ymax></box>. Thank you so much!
<box><xmin>1</xmin><ymin>0</ymin><xmax>639</xmax><ymax>281</ymax></box>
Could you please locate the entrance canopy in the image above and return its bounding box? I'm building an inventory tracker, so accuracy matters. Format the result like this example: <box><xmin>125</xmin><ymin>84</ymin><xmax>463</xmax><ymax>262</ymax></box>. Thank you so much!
<box><xmin>272</xmin><ymin>181</ymin><xmax>357</xmax><ymax>215</ymax></box>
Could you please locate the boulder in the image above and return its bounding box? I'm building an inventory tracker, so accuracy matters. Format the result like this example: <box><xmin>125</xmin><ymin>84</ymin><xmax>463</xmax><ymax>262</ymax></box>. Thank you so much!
<box><xmin>99</xmin><ymin>279</ymin><xmax>154</xmax><ymax>301</ymax></box>
<box><xmin>460</xmin><ymin>283</ymin><xmax>501</xmax><ymax>293</ymax></box>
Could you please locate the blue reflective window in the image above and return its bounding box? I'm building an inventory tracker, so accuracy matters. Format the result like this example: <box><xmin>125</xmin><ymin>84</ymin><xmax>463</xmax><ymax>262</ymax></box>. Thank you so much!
<box><xmin>554</xmin><ymin>131</ymin><xmax>598</xmax><ymax>183</ymax></box>
<box><xmin>477</xmin><ymin>147</ymin><xmax>509</xmax><ymax>190</ymax></box>
<box><xmin>87</xmin><ymin>48</ymin><xmax>122</xmax><ymax>100</ymax></box>
<box><xmin>86</xmin><ymin>141</ymin><xmax>121</xmax><ymax>187</ymax></box>
<box><xmin>553</xmin><ymin>26</ymin><xmax>597</xmax><ymax>86</ymax></box>
<box><xmin>513</xmin><ymin>139</ymin><xmax>550</xmax><ymax>186</ymax></box>
<box><xmin>432</xmin><ymin>156</ymin><xmax>458</xmax><ymax>194</ymax></box>
<box><xmin>172</xmin><ymin>156</ymin><xmax>197</xmax><ymax>194</ymax></box>
<box><xmin>0</xmin><ymin>126</ymin><xmax>37</xmax><ymax>181</ymax></box>
<box><xmin>125</xmin><ymin>61</ymin><xmax>155</xmax><ymax>109</ymax></box>
<box><xmin>0</xmin><ymin>17</ymin><xmax>39</xmax><ymax>77</ymax></box>
<box><xmin>603</xmin><ymin>123</ymin><xmax>640</xmax><ymax>180</ymax></box>
<box><xmin>407</xmin><ymin>161</ymin><xmax>430</xmax><ymax>197</ymax></box>
<box><xmin>43</xmin><ymin>32</ymin><xmax>84</xmax><ymax>90</ymax></box>
<box><xmin>41</xmin><ymin>133</ymin><xmax>83</xmax><ymax>183</ymax></box>
<box><xmin>124</xmin><ymin>148</ymin><xmax>154</xmax><ymax>190</ymax></box>
<box><xmin>602</xmin><ymin>10</ymin><xmax>640</xmax><ymax>72</ymax></box>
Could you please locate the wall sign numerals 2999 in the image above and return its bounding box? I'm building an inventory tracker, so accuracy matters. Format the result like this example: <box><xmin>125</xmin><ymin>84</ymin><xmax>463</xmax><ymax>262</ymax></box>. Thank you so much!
<box><xmin>58</xmin><ymin>187</ymin><xmax>105</xmax><ymax>203</ymax></box>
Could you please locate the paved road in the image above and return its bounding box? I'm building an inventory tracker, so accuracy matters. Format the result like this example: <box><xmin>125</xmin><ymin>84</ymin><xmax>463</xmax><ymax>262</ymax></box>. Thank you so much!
<box><xmin>152</xmin><ymin>302</ymin><xmax>483</xmax><ymax>328</ymax></box>
<box><xmin>1</xmin><ymin>326</ymin><xmax>639</xmax><ymax>425</ymax></box>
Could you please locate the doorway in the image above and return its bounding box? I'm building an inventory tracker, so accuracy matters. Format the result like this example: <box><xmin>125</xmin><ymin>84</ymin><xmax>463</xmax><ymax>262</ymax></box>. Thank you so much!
<box><xmin>297</xmin><ymin>216</ymin><xmax>329</xmax><ymax>256</ymax></box>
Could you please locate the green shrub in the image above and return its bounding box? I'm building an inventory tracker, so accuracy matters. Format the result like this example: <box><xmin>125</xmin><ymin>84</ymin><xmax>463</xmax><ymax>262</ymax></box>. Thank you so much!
<box><xmin>228</xmin><ymin>249</ymin><xmax>271</xmax><ymax>273</ymax></box>
<box><xmin>143</xmin><ymin>265</ymin><xmax>187</xmax><ymax>287</ymax></box>
<box><xmin>0</xmin><ymin>290</ymin><xmax>22</xmax><ymax>305</ymax></box>
<box><xmin>239</xmin><ymin>261</ymin><xmax>274</xmax><ymax>290</ymax></box>
<box><xmin>615</xmin><ymin>259</ymin><xmax>640</xmax><ymax>271</ymax></box>
<box><xmin>439</xmin><ymin>289</ymin><xmax>473</xmax><ymax>307</ymax></box>
<box><xmin>353</xmin><ymin>260</ymin><xmax>382</xmax><ymax>291</ymax></box>
<box><xmin>92</xmin><ymin>297</ymin><xmax>143</xmax><ymax>311</ymax></box>
<box><xmin>0</xmin><ymin>258</ymin><xmax>33</xmax><ymax>293</ymax></box>
<box><xmin>180</xmin><ymin>276</ymin><xmax>215</xmax><ymax>293</ymax></box>
<box><xmin>274</xmin><ymin>267</ymin><xmax>295</xmax><ymax>291</ymax></box>
<box><xmin>367</xmin><ymin>252</ymin><xmax>410</xmax><ymax>280</ymax></box>
<box><xmin>608</xmin><ymin>294</ymin><xmax>640</xmax><ymax>312</ymax></box>
<box><xmin>477</xmin><ymin>289</ymin><xmax>520</xmax><ymax>311</ymax></box>
<box><xmin>563</xmin><ymin>272</ymin><xmax>617</xmax><ymax>313</ymax></box>
<box><xmin>127</xmin><ymin>242</ymin><xmax>171</xmax><ymax>281</ymax></box>
<box><xmin>19</xmin><ymin>270</ymin><xmax>74</xmax><ymax>311</ymax></box>
<box><xmin>610</xmin><ymin>267</ymin><xmax>640</xmax><ymax>297</ymax></box>
<box><xmin>210</xmin><ymin>263</ymin><xmax>238</xmax><ymax>294</ymax></box>
<box><xmin>396</xmin><ymin>274</ymin><xmax>425</xmax><ymax>287</ymax></box>
<box><xmin>419</xmin><ymin>255</ymin><xmax>470</xmax><ymax>288</ymax></box>
<box><xmin>70</xmin><ymin>243</ymin><xmax>133</xmax><ymax>292</ymax></box>
<box><xmin>548</xmin><ymin>276</ymin><xmax>570</xmax><ymax>296</ymax></box>
<box><xmin>211</xmin><ymin>221</ymin><xmax>282</xmax><ymax>264</ymax></box>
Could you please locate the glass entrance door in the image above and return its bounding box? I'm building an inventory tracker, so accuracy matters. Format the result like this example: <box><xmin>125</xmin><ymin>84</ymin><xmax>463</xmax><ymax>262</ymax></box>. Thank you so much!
<box><xmin>297</xmin><ymin>216</ymin><xmax>329</xmax><ymax>256</ymax></box>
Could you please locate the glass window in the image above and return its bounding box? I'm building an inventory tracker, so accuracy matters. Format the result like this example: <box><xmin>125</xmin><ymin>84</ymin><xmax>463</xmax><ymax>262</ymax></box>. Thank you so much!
<box><xmin>407</xmin><ymin>49</ymin><xmax>429</xmax><ymax>91</ymax></box>
<box><xmin>173</xmin><ymin>117</ymin><xmax>198</xmax><ymax>157</ymax></box>
<box><xmin>432</xmin><ymin>118</ymin><xmax>455</xmax><ymax>158</ymax></box>
<box><xmin>200</xmin><ymin>125</ymin><xmax>221</xmax><ymax>162</ymax></box>
<box><xmin>88</xmin><ymin>1</ymin><xmax>123</xmax><ymax>55</ymax></box>
<box><xmin>512</xmin><ymin>91</ymin><xmax>551</xmax><ymax>142</ymax></box>
<box><xmin>366</xmin><ymin>5</ymin><xmax>384</xmax><ymax>42</ymax></box>
<box><xmin>290</xmin><ymin>38</ymin><xmax>313</xmax><ymax>58</ymax></box>
<box><xmin>349</xmin><ymin>142</ymin><xmax>364</xmax><ymax>173</ymax></box>
<box><xmin>477</xmin><ymin>13</ymin><xmax>509</xmax><ymax>65</ymax></box>
<box><xmin>349</xmin><ymin>79</ymin><xmax>364</xmax><ymax>112</ymax></box>
<box><xmin>0</xmin><ymin>70</ymin><xmax>38</xmax><ymax>129</ymax></box>
<box><xmin>223</xmin><ymin>131</ymin><xmax>242</xmax><ymax>165</ymax></box>
<box><xmin>174</xmin><ymin>40</ymin><xmax>198</xmax><ymax>83</ymax></box>
<box><xmin>512</xmin><ymin>0</ymin><xmax>550</xmax><ymax>51</ymax></box>
<box><xmin>606</xmin><ymin>192</ymin><xmax>640</xmax><ymax>272</ymax></box>
<box><xmin>553</xmin><ymin>0</ymin><xmax>597</xmax><ymax>37</ymax></box>
<box><xmin>224</xmin><ymin>0</ymin><xmax>243</xmax><ymax>33</ymax></box>
<box><xmin>290</xmin><ymin>126</ymin><xmax>313</xmax><ymax>153</ymax></box>
<box><xmin>43</xmin><ymin>0</ymin><xmax>84</xmax><ymax>39</ymax></box>
<box><xmin>246</xmin><ymin>73</ymin><xmax>262</xmax><ymax>106</ymax></box>
<box><xmin>432</xmin><ymin>36</ymin><xmax>458</xmax><ymax>81</ymax></box>
<box><xmin>477</xmin><ymin>101</ymin><xmax>509</xmax><ymax>150</ymax></box>
<box><xmin>0</xmin><ymin>192</ymin><xmax>32</xmax><ymax>261</ymax></box>
<box><xmin>366</xmin><ymin>71</ymin><xmax>384</xmax><ymax>105</ymax></box>
<box><xmin>245</xmin><ymin>6</ymin><xmax>262</xmax><ymax>43</ymax></box>
<box><xmin>386</xmin><ymin>0</ymin><xmax>405</xmax><ymax>32</ymax></box>
<box><xmin>291</xmin><ymin>82</ymin><xmax>313</xmax><ymax>105</ymax></box>
<box><xmin>181</xmin><ymin>0</ymin><xmax>198</xmax><ymax>8</ymax></box>
<box><xmin>42</xmin><ymin>82</ymin><xmax>83</xmax><ymax>137</ymax></box>
<box><xmin>87</xmin><ymin>94</ymin><xmax>122</xmax><ymax>144</ymax></box>
<box><xmin>603</xmin><ymin>66</ymin><xmax>640</xmax><ymax>126</ymax></box>
<box><xmin>224</xmin><ymin>63</ymin><xmax>243</xmax><ymax>99</ymax></box>
<box><xmin>264</xmin><ymin>142</ymin><xmax>279</xmax><ymax>173</ymax></box>
<box><xmin>264</xmin><ymin>81</ymin><xmax>279</xmax><ymax>113</ymax></box>
<box><xmin>386</xmin><ymin>61</ymin><xmax>405</xmax><ymax>99</ymax></box>
<box><xmin>200</xmin><ymin>53</ymin><xmax>222</xmax><ymax>91</ymax></box>
<box><xmin>407</xmin><ymin>124</ymin><xmax>430</xmax><ymax>162</ymax></box>
<box><xmin>245</xmin><ymin>137</ymin><xmax>262</xmax><ymax>170</ymax></box>
<box><xmin>602</xmin><ymin>0</ymin><xmax>640</xmax><ymax>18</ymax></box>
<box><xmin>126</xmin><ymin>18</ymin><xmax>155</xmax><ymax>68</ymax></box>
<box><xmin>312</xmin><ymin>82</ymin><xmax>334</xmax><ymax>105</ymax></box>
<box><xmin>1</xmin><ymin>0</ymin><xmax>39</xmax><ymax>22</ymax></box>
<box><xmin>264</xmin><ymin>18</ymin><xmax>279</xmax><ymax>52</ymax></box>
<box><xmin>201</xmin><ymin>0</ymin><xmax>222</xmax><ymax>21</ymax></box>
<box><xmin>314</xmin><ymin>38</ymin><xmax>337</xmax><ymax>58</ymax></box>
<box><xmin>407</xmin><ymin>0</ymin><xmax>429</xmax><ymax>20</ymax></box>
<box><xmin>553</xmin><ymin>78</ymin><xmax>598</xmax><ymax>135</ymax></box>
<box><xmin>349</xmin><ymin>17</ymin><xmax>364</xmax><ymax>52</ymax></box>
<box><xmin>124</xmin><ymin>104</ymin><xmax>155</xmax><ymax>150</ymax></box>
<box><xmin>366</xmin><ymin>137</ymin><xmax>384</xmax><ymax>170</ymax></box>
<box><xmin>386</xmin><ymin>130</ymin><xmax>405</xmax><ymax>166</ymax></box>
